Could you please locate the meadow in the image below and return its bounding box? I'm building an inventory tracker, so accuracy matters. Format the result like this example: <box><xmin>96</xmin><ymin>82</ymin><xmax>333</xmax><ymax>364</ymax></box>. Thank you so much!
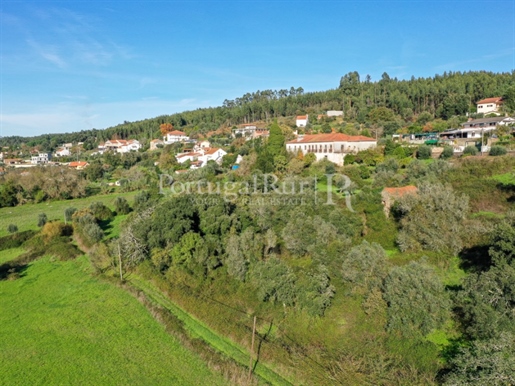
<box><xmin>0</xmin><ymin>252</ymin><xmax>226</xmax><ymax>385</ymax></box>
<box><xmin>0</xmin><ymin>191</ymin><xmax>137</xmax><ymax>237</ymax></box>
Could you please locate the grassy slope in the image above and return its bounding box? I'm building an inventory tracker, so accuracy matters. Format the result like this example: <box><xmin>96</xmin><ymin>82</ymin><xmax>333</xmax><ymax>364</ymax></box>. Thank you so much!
<box><xmin>130</xmin><ymin>275</ymin><xmax>292</xmax><ymax>386</ymax></box>
<box><xmin>0</xmin><ymin>255</ymin><xmax>226</xmax><ymax>386</ymax></box>
<box><xmin>0</xmin><ymin>191</ymin><xmax>137</xmax><ymax>237</ymax></box>
<box><xmin>0</xmin><ymin>247</ymin><xmax>25</xmax><ymax>264</ymax></box>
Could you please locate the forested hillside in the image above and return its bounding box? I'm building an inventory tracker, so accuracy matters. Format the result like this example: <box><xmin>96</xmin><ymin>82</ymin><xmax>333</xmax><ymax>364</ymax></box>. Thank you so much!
<box><xmin>1</xmin><ymin>70</ymin><xmax>515</xmax><ymax>150</ymax></box>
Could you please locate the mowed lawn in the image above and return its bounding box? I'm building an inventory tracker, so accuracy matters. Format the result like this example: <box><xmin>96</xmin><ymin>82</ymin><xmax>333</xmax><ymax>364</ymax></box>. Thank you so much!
<box><xmin>0</xmin><ymin>192</ymin><xmax>138</xmax><ymax>237</ymax></box>
<box><xmin>0</xmin><ymin>255</ymin><xmax>226</xmax><ymax>385</ymax></box>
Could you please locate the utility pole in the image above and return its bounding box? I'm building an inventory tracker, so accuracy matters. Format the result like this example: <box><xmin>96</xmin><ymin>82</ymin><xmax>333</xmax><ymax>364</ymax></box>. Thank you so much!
<box><xmin>248</xmin><ymin>315</ymin><xmax>257</xmax><ymax>382</ymax></box>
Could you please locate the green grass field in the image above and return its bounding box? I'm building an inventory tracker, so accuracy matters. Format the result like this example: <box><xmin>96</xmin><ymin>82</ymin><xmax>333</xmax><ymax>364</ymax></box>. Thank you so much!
<box><xmin>0</xmin><ymin>255</ymin><xmax>226</xmax><ymax>385</ymax></box>
<box><xmin>0</xmin><ymin>247</ymin><xmax>25</xmax><ymax>264</ymax></box>
<box><xmin>0</xmin><ymin>192</ymin><xmax>138</xmax><ymax>237</ymax></box>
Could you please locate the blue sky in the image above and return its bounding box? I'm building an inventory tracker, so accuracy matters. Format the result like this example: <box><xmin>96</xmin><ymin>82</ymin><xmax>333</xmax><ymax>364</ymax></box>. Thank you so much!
<box><xmin>1</xmin><ymin>0</ymin><xmax>514</xmax><ymax>137</ymax></box>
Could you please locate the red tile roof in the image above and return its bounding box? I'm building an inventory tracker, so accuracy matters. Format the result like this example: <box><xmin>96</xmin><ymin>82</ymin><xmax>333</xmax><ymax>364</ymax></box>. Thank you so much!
<box><xmin>382</xmin><ymin>186</ymin><xmax>418</xmax><ymax>197</ymax></box>
<box><xmin>287</xmin><ymin>133</ymin><xmax>376</xmax><ymax>144</ymax></box>
<box><xmin>296</xmin><ymin>115</ymin><xmax>308</xmax><ymax>120</ymax></box>
<box><xmin>167</xmin><ymin>130</ymin><xmax>187</xmax><ymax>136</ymax></box>
<box><xmin>204</xmin><ymin>147</ymin><xmax>221</xmax><ymax>155</ymax></box>
<box><xmin>68</xmin><ymin>161</ymin><xmax>89</xmax><ymax>168</ymax></box>
<box><xmin>477</xmin><ymin>97</ymin><xmax>503</xmax><ymax>105</ymax></box>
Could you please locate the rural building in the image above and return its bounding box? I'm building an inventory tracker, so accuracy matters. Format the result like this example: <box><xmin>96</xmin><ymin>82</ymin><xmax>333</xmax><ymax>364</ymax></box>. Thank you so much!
<box><xmin>150</xmin><ymin>139</ymin><xmax>164</xmax><ymax>150</ymax></box>
<box><xmin>31</xmin><ymin>153</ymin><xmax>51</xmax><ymax>165</ymax></box>
<box><xmin>102</xmin><ymin>139</ymin><xmax>141</xmax><ymax>154</ymax></box>
<box><xmin>68</xmin><ymin>161</ymin><xmax>89</xmax><ymax>170</ymax></box>
<box><xmin>286</xmin><ymin>133</ymin><xmax>377</xmax><ymax>166</ymax></box>
<box><xmin>176</xmin><ymin>147</ymin><xmax>227</xmax><ymax>169</ymax></box>
<box><xmin>327</xmin><ymin>110</ymin><xmax>344</xmax><ymax>117</ymax></box>
<box><xmin>381</xmin><ymin>186</ymin><xmax>418</xmax><ymax>217</ymax></box>
<box><xmin>232</xmin><ymin>125</ymin><xmax>269</xmax><ymax>140</ymax></box>
<box><xmin>296</xmin><ymin>115</ymin><xmax>309</xmax><ymax>127</ymax></box>
<box><xmin>163</xmin><ymin>130</ymin><xmax>190</xmax><ymax>144</ymax></box>
<box><xmin>476</xmin><ymin>97</ymin><xmax>503</xmax><ymax>115</ymax></box>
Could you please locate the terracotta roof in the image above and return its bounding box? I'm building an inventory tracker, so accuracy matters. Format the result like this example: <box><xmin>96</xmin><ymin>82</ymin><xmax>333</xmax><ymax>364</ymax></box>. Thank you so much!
<box><xmin>177</xmin><ymin>152</ymin><xmax>201</xmax><ymax>159</ymax></box>
<box><xmin>382</xmin><ymin>186</ymin><xmax>418</xmax><ymax>197</ymax></box>
<box><xmin>287</xmin><ymin>133</ymin><xmax>376</xmax><ymax>144</ymax></box>
<box><xmin>151</xmin><ymin>139</ymin><xmax>163</xmax><ymax>143</ymax></box>
<box><xmin>476</xmin><ymin>97</ymin><xmax>503</xmax><ymax>105</ymax></box>
<box><xmin>204</xmin><ymin>147</ymin><xmax>222</xmax><ymax>155</ymax></box>
<box><xmin>69</xmin><ymin>161</ymin><xmax>88</xmax><ymax>168</ymax></box>
<box><xmin>296</xmin><ymin>115</ymin><xmax>308</xmax><ymax>120</ymax></box>
<box><xmin>167</xmin><ymin>130</ymin><xmax>187</xmax><ymax>136</ymax></box>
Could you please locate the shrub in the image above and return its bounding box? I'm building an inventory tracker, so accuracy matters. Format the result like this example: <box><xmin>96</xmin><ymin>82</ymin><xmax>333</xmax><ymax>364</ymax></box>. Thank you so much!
<box><xmin>440</xmin><ymin>146</ymin><xmax>454</xmax><ymax>159</ymax></box>
<box><xmin>463</xmin><ymin>145</ymin><xmax>478</xmax><ymax>156</ymax></box>
<box><xmin>7</xmin><ymin>224</ymin><xmax>18</xmax><ymax>234</ymax></box>
<box><xmin>64</xmin><ymin>207</ymin><xmax>77</xmax><ymax>223</ymax></box>
<box><xmin>37</xmin><ymin>213</ymin><xmax>48</xmax><ymax>227</ymax></box>
<box><xmin>489</xmin><ymin>145</ymin><xmax>507</xmax><ymax>156</ymax></box>
<box><xmin>82</xmin><ymin>223</ymin><xmax>104</xmax><ymax>246</ymax></box>
<box><xmin>89</xmin><ymin>202</ymin><xmax>114</xmax><ymax>221</ymax></box>
<box><xmin>383</xmin><ymin>260</ymin><xmax>450</xmax><ymax>337</ymax></box>
<box><xmin>114</xmin><ymin>197</ymin><xmax>131</xmax><ymax>215</ymax></box>
<box><xmin>41</xmin><ymin>221</ymin><xmax>73</xmax><ymax>242</ymax></box>
<box><xmin>395</xmin><ymin>182</ymin><xmax>469</xmax><ymax>255</ymax></box>
<box><xmin>416</xmin><ymin>145</ymin><xmax>432</xmax><ymax>159</ymax></box>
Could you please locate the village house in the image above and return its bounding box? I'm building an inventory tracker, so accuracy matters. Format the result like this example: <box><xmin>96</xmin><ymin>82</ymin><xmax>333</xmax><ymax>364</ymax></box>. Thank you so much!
<box><xmin>439</xmin><ymin>116</ymin><xmax>515</xmax><ymax>151</ymax></box>
<box><xmin>2</xmin><ymin>158</ymin><xmax>23</xmax><ymax>165</ymax></box>
<box><xmin>232</xmin><ymin>125</ymin><xmax>269</xmax><ymax>140</ymax></box>
<box><xmin>476</xmin><ymin>97</ymin><xmax>503</xmax><ymax>115</ymax></box>
<box><xmin>31</xmin><ymin>153</ymin><xmax>51</xmax><ymax>165</ymax></box>
<box><xmin>150</xmin><ymin>139</ymin><xmax>164</xmax><ymax>150</ymax></box>
<box><xmin>101</xmin><ymin>139</ymin><xmax>141</xmax><ymax>154</ymax></box>
<box><xmin>381</xmin><ymin>186</ymin><xmax>418</xmax><ymax>217</ymax></box>
<box><xmin>176</xmin><ymin>147</ymin><xmax>227</xmax><ymax>169</ymax></box>
<box><xmin>286</xmin><ymin>133</ymin><xmax>377</xmax><ymax>166</ymax></box>
<box><xmin>296</xmin><ymin>115</ymin><xmax>309</xmax><ymax>127</ymax></box>
<box><xmin>68</xmin><ymin>161</ymin><xmax>89</xmax><ymax>170</ymax></box>
<box><xmin>163</xmin><ymin>130</ymin><xmax>190</xmax><ymax>144</ymax></box>
<box><xmin>326</xmin><ymin>110</ymin><xmax>344</xmax><ymax>117</ymax></box>
<box><xmin>55</xmin><ymin>143</ymin><xmax>73</xmax><ymax>157</ymax></box>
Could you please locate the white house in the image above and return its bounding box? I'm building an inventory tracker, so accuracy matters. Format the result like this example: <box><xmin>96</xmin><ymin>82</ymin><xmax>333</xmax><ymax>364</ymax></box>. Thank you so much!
<box><xmin>286</xmin><ymin>133</ymin><xmax>377</xmax><ymax>166</ymax></box>
<box><xmin>31</xmin><ymin>153</ymin><xmax>50</xmax><ymax>165</ymax></box>
<box><xmin>476</xmin><ymin>97</ymin><xmax>503</xmax><ymax>115</ymax></box>
<box><xmin>103</xmin><ymin>139</ymin><xmax>141</xmax><ymax>154</ymax></box>
<box><xmin>163</xmin><ymin>130</ymin><xmax>189</xmax><ymax>144</ymax></box>
<box><xmin>176</xmin><ymin>147</ymin><xmax>227</xmax><ymax>169</ymax></box>
<box><xmin>327</xmin><ymin>110</ymin><xmax>344</xmax><ymax>117</ymax></box>
<box><xmin>440</xmin><ymin>116</ymin><xmax>515</xmax><ymax>141</ymax></box>
<box><xmin>55</xmin><ymin>147</ymin><xmax>71</xmax><ymax>157</ymax></box>
<box><xmin>232</xmin><ymin>124</ymin><xmax>257</xmax><ymax>137</ymax></box>
<box><xmin>296</xmin><ymin>115</ymin><xmax>309</xmax><ymax>127</ymax></box>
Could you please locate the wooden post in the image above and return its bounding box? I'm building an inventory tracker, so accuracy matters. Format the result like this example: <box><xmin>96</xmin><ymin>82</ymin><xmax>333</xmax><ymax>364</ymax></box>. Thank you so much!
<box><xmin>118</xmin><ymin>242</ymin><xmax>123</xmax><ymax>282</ymax></box>
<box><xmin>248</xmin><ymin>315</ymin><xmax>257</xmax><ymax>382</ymax></box>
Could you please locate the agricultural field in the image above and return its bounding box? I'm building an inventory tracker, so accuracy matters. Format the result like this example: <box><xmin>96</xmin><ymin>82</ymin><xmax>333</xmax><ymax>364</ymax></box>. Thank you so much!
<box><xmin>0</xmin><ymin>191</ymin><xmax>138</xmax><ymax>237</ymax></box>
<box><xmin>0</xmin><ymin>254</ymin><xmax>227</xmax><ymax>385</ymax></box>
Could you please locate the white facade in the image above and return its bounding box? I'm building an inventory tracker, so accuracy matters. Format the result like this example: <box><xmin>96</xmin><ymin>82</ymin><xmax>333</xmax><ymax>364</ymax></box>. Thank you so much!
<box><xmin>176</xmin><ymin>148</ymin><xmax>228</xmax><ymax>169</ymax></box>
<box><xmin>327</xmin><ymin>110</ymin><xmax>344</xmax><ymax>117</ymax></box>
<box><xmin>164</xmin><ymin>130</ymin><xmax>189</xmax><ymax>144</ymax></box>
<box><xmin>296</xmin><ymin>115</ymin><xmax>309</xmax><ymax>127</ymax></box>
<box><xmin>31</xmin><ymin>153</ymin><xmax>50</xmax><ymax>164</ymax></box>
<box><xmin>103</xmin><ymin>139</ymin><xmax>141</xmax><ymax>154</ymax></box>
<box><xmin>286</xmin><ymin>133</ymin><xmax>377</xmax><ymax>166</ymax></box>
<box><xmin>476</xmin><ymin>97</ymin><xmax>503</xmax><ymax>114</ymax></box>
<box><xmin>55</xmin><ymin>147</ymin><xmax>71</xmax><ymax>157</ymax></box>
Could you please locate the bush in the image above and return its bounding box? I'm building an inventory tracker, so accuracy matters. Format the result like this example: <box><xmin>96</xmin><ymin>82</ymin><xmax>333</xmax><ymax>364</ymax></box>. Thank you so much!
<box><xmin>7</xmin><ymin>224</ymin><xmax>18</xmax><ymax>234</ymax></box>
<box><xmin>64</xmin><ymin>207</ymin><xmax>77</xmax><ymax>223</ymax></box>
<box><xmin>440</xmin><ymin>146</ymin><xmax>454</xmax><ymax>159</ymax></box>
<box><xmin>37</xmin><ymin>213</ymin><xmax>48</xmax><ymax>227</ymax></box>
<box><xmin>489</xmin><ymin>145</ymin><xmax>507</xmax><ymax>156</ymax></box>
<box><xmin>89</xmin><ymin>202</ymin><xmax>114</xmax><ymax>221</ymax></box>
<box><xmin>416</xmin><ymin>145</ymin><xmax>432</xmax><ymax>159</ymax></box>
<box><xmin>114</xmin><ymin>197</ymin><xmax>131</xmax><ymax>215</ymax></box>
<box><xmin>463</xmin><ymin>145</ymin><xmax>478</xmax><ymax>156</ymax></box>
